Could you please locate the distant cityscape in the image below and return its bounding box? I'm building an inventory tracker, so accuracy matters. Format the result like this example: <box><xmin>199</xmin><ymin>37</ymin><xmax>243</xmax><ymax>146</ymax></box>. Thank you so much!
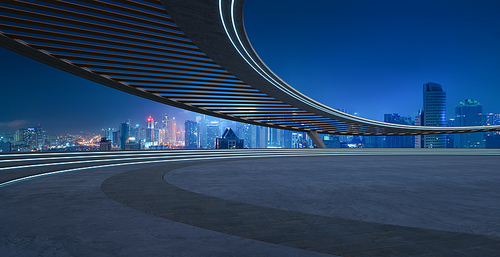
<box><xmin>1</xmin><ymin>82</ymin><xmax>500</xmax><ymax>152</ymax></box>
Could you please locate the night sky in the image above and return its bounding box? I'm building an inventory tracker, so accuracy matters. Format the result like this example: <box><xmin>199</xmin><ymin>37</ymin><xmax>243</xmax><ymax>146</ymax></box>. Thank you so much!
<box><xmin>0</xmin><ymin>49</ymin><xmax>193</xmax><ymax>135</ymax></box>
<box><xmin>245</xmin><ymin>0</ymin><xmax>500</xmax><ymax>117</ymax></box>
<box><xmin>1</xmin><ymin>0</ymin><xmax>499</xmax><ymax>135</ymax></box>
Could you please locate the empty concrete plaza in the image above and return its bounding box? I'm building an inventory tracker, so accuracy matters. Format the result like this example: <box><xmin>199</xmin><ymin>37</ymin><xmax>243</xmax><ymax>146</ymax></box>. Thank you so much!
<box><xmin>1</xmin><ymin>149</ymin><xmax>500</xmax><ymax>256</ymax></box>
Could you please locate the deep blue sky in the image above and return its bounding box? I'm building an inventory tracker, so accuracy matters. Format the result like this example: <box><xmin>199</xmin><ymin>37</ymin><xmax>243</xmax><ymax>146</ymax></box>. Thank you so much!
<box><xmin>1</xmin><ymin>0</ymin><xmax>499</xmax><ymax>135</ymax></box>
<box><xmin>245</xmin><ymin>0</ymin><xmax>500</xmax><ymax>117</ymax></box>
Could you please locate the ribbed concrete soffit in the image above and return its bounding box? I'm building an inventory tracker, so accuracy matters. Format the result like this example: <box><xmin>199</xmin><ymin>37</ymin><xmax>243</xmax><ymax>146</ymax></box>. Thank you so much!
<box><xmin>0</xmin><ymin>0</ymin><xmax>498</xmax><ymax>135</ymax></box>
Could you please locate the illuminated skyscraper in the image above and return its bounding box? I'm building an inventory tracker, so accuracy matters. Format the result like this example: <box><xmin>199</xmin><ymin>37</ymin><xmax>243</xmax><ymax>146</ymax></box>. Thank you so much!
<box><xmin>169</xmin><ymin>117</ymin><xmax>176</xmax><ymax>146</ymax></box>
<box><xmin>206</xmin><ymin>121</ymin><xmax>220</xmax><ymax>149</ymax></box>
<box><xmin>25</xmin><ymin>128</ymin><xmax>36</xmax><ymax>150</ymax></box>
<box><xmin>483</xmin><ymin>113</ymin><xmax>500</xmax><ymax>126</ymax></box>
<box><xmin>146</xmin><ymin>115</ymin><xmax>154</xmax><ymax>142</ymax></box>
<box><xmin>454</xmin><ymin>99</ymin><xmax>484</xmax><ymax>148</ymax></box>
<box><xmin>112</xmin><ymin>131</ymin><xmax>119</xmax><ymax>147</ymax></box>
<box><xmin>267</xmin><ymin>127</ymin><xmax>276</xmax><ymax>147</ymax></box>
<box><xmin>130</xmin><ymin>124</ymin><xmax>140</xmax><ymax>140</ymax></box>
<box><xmin>158</xmin><ymin>129</ymin><xmax>166</xmax><ymax>145</ymax></box>
<box><xmin>236</xmin><ymin>123</ymin><xmax>257</xmax><ymax>148</ymax></box>
<box><xmin>199</xmin><ymin>115</ymin><xmax>207</xmax><ymax>148</ymax></box>
<box><xmin>154</xmin><ymin>121</ymin><xmax>160</xmax><ymax>143</ymax></box>
<box><xmin>119</xmin><ymin>121</ymin><xmax>130</xmax><ymax>150</ymax></box>
<box><xmin>15</xmin><ymin>127</ymin><xmax>40</xmax><ymax>151</ymax></box>
<box><xmin>15</xmin><ymin>129</ymin><xmax>24</xmax><ymax>144</ymax></box>
<box><xmin>283</xmin><ymin>129</ymin><xmax>292</xmax><ymax>148</ymax></box>
<box><xmin>256</xmin><ymin>126</ymin><xmax>266</xmax><ymax>148</ymax></box>
<box><xmin>483</xmin><ymin>112</ymin><xmax>500</xmax><ymax>147</ymax></box>
<box><xmin>35</xmin><ymin>124</ymin><xmax>44</xmax><ymax>150</ymax></box>
<box><xmin>185</xmin><ymin>120</ymin><xmax>198</xmax><ymax>149</ymax></box>
<box><xmin>423</xmin><ymin>82</ymin><xmax>446</xmax><ymax>148</ymax></box>
<box><xmin>139</xmin><ymin>128</ymin><xmax>146</xmax><ymax>142</ymax></box>
<box><xmin>162</xmin><ymin>113</ymin><xmax>168</xmax><ymax>143</ymax></box>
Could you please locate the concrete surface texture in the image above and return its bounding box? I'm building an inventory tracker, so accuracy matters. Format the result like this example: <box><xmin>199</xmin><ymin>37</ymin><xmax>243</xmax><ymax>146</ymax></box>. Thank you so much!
<box><xmin>2</xmin><ymin>150</ymin><xmax>500</xmax><ymax>256</ymax></box>
<box><xmin>165</xmin><ymin>155</ymin><xmax>500</xmax><ymax>237</ymax></box>
<box><xmin>0</xmin><ymin>162</ymin><xmax>332</xmax><ymax>257</ymax></box>
<box><xmin>103</xmin><ymin>158</ymin><xmax>500</xmax><ymax>256</ymax></box>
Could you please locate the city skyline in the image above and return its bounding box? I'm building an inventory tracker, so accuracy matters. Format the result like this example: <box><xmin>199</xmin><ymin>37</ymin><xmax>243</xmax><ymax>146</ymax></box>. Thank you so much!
<box><xmin>1</xmin><ymin>0</ymin><xmax>500</xmax><ymax>136</ymax></box>
<box><xmin>3</xmin><ymin>85</ymin><xmax>500</xmax><ymax>152</ymax></box>
<box><xmin>2</xmin><ymin>2</ymin><xmax>500</xmax><ymax>256</ymax></box>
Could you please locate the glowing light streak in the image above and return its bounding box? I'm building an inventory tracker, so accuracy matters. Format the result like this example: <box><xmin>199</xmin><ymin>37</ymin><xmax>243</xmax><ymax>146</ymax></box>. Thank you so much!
<box><xmin>0</xmin><ymin>150</ymin><xmax>353</xmax><ymax>171</ymax></box>
<box><xmin>0</xmin><ymin>150</ymin><xmax>370</xmax><ymax>188</ymax></box>
<box><xmin>1</xmin><ymin>149</ymin><xmax>499</xmax><ymax>188</ymax></box>
<box><xmin>218</xmin><ymin>0</ymin><xmax>500</xmax><ymax>133</ymax></box>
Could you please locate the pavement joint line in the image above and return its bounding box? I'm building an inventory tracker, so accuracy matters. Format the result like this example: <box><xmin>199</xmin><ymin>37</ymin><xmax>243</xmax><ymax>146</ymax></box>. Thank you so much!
<box><xmin>3</xmin><ymin>150</ymin><xmax>500</xmax><ymax>256</ymax></box>
<box><xmin>0</xmin><ymin>149</ymin><xmax>346</xmax><ymax>162</ymax></box>
<box><xmin>2</xmin><ymin>149</ymin><xmax>500</xmax><ymax>171</ymax></box>
<box><xmin>101</xmin><ymin>157</ymin><xmax>500</xmax><ymax>257</ymax></box>
<box><xmin>0</xmin><ymin>150</ymin><xmax>290</xmax><ymax>163</ymax></box>
<box><xmin>0</xmin><ymin>151</ymin><xmax>379</xmax><ymax>188</ymax></box>
<box><xmin>102</xmin><ymin>161</ymin><xmax>348</xmax><ymax>256</ymax></box>
<box><xmin>2</xmin><ymin>149</ymin><xmax>500</xmax><ymax>188</ymax></box>
<box><xmin>0</xmin><ymin>152</ymin><xmax>344</xmax><ymax>171</ymax></box>
<box><xmin>0</xmin><ymin>149</ymin><xmax>290</xmax><ymax>157</ymax></box>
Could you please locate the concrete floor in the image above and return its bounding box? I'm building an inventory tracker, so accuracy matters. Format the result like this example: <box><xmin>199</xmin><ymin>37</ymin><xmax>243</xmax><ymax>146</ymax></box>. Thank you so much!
<box><xmin>1</xmin><ymin>150</ymin><xmax>500</xmax><ymax>256</ymax></box>
<box><xmin>0</xmin><ymin>162</ymin><xmax>333</xmax><ymax>257</ymax></box>
<box><xmin>166</xmin><ymin>155</ymin><xmax>500</xmax><ymax>237</ymax></box>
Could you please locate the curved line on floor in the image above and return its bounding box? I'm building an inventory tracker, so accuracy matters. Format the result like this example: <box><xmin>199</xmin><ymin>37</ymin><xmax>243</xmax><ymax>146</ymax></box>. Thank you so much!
<box><xmin>101</xmin><ymin>159</ymin><xmax>500</xmax><ymax>257</ymax></box>
<box><xmin>0</xmin><ymin>151</ymin><xmax>347</xmax><ymax>188</ymax></box>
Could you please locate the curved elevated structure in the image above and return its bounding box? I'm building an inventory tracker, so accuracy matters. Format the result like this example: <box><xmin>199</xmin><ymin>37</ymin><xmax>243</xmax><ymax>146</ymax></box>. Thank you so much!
<box><xmin>1</xmin><ymin>0</ymin><xmax>499</xmax><ymax>137</ymax></box>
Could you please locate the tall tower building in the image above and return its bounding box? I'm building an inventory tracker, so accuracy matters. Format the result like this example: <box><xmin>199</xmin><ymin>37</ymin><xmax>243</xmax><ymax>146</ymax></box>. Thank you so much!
<box><xmin>154</xmin><ymin>122</ymin><xmax>160</xmax><ymax>144</ymax></box>
<box><xmin>423</xmin><ymin>82</ymin><xmax>446</xmax><ymax>148</ymax></box>
<box><xmin>206</xmin><ymin>121</ymin><xmax>220</xmax><ymax>149</ymax></box>
<box><xmin>237</xmin><ymin>123</ymin><xmax>257</xmax><ymax>148</ymax></box>
<box><xmin>112</xmin><ymin>131</ymin><xmax>119</xmax><ymax>147</ymax></box>
<box><xmin>130</xmin><ymin>124</ymin><xmax>140</xmax><ymax>140</ymax></box>
<box><xmin>35</xmin><ymin>124</ymin><xmax>44</xmax><ymax>150</ymax></box>
<box><xmin>235</xmin><ymin>123</ymin><xmax>245</xmax><ymax>139</ymax></box>
<box><xmin>256</xmin><ymin>126</ymin><xmax>266</xmax><ymax>148</ymax></box>
<box><xmin>25</xmin><ymin>128</ymin><xmax>37</xmax><ymax>150</ymax></box>
<box><xmin>176</xmin><ymin>122</ymin><xmax>185</xmax><ymax>144</ymax></box>
<box><xmin>454</xmin><ymin>99</ymin><xmax>484</xmax><ymax>148</ymax></box>
<box><xmin>283</xmin><ymin>129</ymin><xmax>292</xmax><ymax>148</ymax></box>
<box><xmin>169</xmin><ymin>117</ymin><xmax>176</xmax><ymax>146</ymax></box>
<box><xmin>119</xmin><ymin>121</ymin><xmax>130</xmax><ymax>150</ymax></box>
<box><xmin>199</xmin><ymin>115</ymin><xmax>207</xmax><ymax>148</ymax></box>
<box><xmin>162</xmin><ymin>113</ymin><xmax>168</xmax><ymax>143</ymax></box>
<box><xmin>267</xmin><ymin>127</ymin><xmax>279</xmax><ymax>147</ymax></box>
<box><xmin>158</xmin><ymin>129</ymin><xmax>166</xmax><ymax>145</ymax></box>
<box><xmin>146</xmin><ymin>115</ymin><xmax>154</xmax><ymax>142</ymax></box>
<box><xmin>185</xmin><ymin>120</ymin><xmax>198</xmax><ymax>149</ymax></box>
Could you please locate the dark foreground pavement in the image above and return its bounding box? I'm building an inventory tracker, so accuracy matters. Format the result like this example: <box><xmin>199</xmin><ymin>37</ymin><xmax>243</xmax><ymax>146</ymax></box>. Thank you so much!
<box><xmin>1</xmin><ymin>149</ymin><xmax>500</xmax><ymax>256</ymax></box>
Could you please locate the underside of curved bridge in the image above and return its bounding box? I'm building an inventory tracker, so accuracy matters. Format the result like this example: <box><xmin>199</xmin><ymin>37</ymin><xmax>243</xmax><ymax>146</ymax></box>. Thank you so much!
<box><xmin>1</xmin><ymin>0</ymin><xmax>499</xmax><ymax>139</ymax></box>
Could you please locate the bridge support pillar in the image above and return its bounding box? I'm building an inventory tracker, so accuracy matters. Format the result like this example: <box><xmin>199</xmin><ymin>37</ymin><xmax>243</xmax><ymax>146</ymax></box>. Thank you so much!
<box><xmin>307</xmin><ymin>131</ymin><xmax>326</xmax><ymax>148</ymax></box>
